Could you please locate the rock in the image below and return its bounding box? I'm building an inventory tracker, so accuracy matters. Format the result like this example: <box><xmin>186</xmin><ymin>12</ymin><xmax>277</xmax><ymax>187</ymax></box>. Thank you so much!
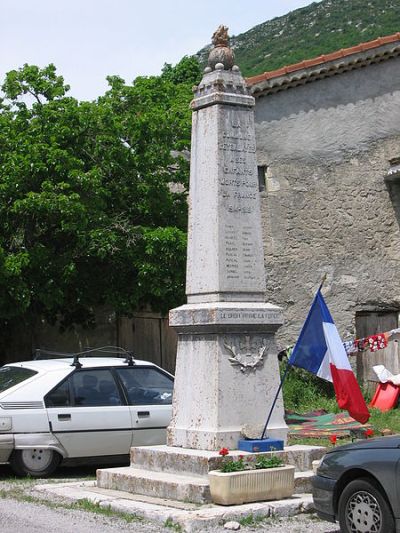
<box><xmin>241</xmin><ymin>424</ymin><xmax>264</xmax><ymax>439</ymax></box>
<box><xmin>224</xmin><ymin>521</ymin><xmax>241</xmax><ymax>530</ymax></box>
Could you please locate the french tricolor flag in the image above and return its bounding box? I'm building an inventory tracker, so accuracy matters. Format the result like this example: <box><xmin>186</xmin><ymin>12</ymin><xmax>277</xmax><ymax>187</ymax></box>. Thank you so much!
<box><xmin>289</xmin><ymin>289</ymin><xmax>370</xmax><ymax>424</ymax></box>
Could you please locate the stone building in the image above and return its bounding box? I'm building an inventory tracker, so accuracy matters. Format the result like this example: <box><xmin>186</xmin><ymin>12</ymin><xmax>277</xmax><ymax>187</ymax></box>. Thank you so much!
<box><xmin>247</xmin><ymin>33</ymin><xmax>400</xmax><ymax>383</ymax></box>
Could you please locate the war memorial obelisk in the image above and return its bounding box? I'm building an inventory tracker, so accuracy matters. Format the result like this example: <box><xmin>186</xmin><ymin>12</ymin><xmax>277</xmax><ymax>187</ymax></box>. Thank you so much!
<box><xmin>97</xmin><ymin>27</ymin><xmax>289</xmax><ymax>502</ymax></box>
<box><xmin>168</xmin><ymin>26</ymin><xmax>287</xmax><ymax>449</ymax></box>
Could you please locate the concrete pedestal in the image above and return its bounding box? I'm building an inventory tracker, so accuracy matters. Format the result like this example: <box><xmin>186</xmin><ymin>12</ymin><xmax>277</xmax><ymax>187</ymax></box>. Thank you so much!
<box><xmin>168</xmin><ymin>302</ymin><xmax>288</xmax><ymax>449</ymax></box>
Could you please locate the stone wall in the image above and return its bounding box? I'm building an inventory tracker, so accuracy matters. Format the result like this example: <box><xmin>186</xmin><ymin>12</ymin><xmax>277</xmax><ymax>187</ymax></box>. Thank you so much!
<box><xmin>253</xmin><ymin>56</ymin><xmax>400</xmax><ymax>348</ymax></box>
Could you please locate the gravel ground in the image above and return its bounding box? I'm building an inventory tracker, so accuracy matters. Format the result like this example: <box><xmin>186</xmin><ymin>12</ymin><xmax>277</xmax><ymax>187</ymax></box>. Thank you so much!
<box><xmin>0</xmin><ymin>464</ymin><xmax>340</xmax><ymax>532</ymax></box>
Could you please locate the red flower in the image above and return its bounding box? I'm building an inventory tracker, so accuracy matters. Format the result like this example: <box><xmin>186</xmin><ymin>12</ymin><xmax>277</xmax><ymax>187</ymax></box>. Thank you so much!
<box><xmin>219</xmin><ymin>447</ymin><xmax>229</xmax><ymax>456</ymax></box>
<box><xmin>238</xmin><ymin>455</ymin><xmax>244</xmax><ymax>459</ymax></box>
<box><xmin>329</xmin><ymin>435</ymin><xmax>337</xmax><ymax>445</ymax></box>
<box><xmin>365</xmin><ymin>429</ymin><xmax>374</xmax><ymax>438</ymax></box>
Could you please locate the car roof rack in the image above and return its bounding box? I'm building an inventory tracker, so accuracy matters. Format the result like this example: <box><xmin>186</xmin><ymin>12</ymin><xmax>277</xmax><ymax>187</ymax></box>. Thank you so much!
<box><xmin>71</xmin><ymin>354</ymin><xmax>82</xmax><ymax>369</ymax></box>
<box><xmin>33</xmin><ymin>346</ymin><xmax>135</xmax><ymax>362</ymax></box>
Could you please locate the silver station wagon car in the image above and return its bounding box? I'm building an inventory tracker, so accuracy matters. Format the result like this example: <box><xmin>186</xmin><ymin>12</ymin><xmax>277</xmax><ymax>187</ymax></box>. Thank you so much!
<box><xmin>0</xmin><ymin>350</ymin><xmax>174</xmax><ymax>476</ymax></box>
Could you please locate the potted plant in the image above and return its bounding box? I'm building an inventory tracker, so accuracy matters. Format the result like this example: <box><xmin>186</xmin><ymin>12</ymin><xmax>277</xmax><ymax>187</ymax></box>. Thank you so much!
<box><xmin>208</xmin><ymin>448</ymin><xmax>295</xmax><ymax>505</ymax></box>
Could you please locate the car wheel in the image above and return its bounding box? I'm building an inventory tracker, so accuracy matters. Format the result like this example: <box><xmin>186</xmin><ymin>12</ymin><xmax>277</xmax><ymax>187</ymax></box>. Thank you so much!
<box><xmin>10</xmin><ymin>448</ymin><xmax>61</xmax><ymax>477</ymax></box>
<box><xmin>338</xmin><ymin>478</ymin><xmax>395</xmax><ymax>533</ymax></box>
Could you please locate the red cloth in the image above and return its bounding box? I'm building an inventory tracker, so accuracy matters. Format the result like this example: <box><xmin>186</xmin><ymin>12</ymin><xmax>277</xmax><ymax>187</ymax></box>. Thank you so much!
<box><xmin>330</xmin><ymin>364</ymin><xmax>370</xmax><ymax>424</ymax></box>
<box><xmin>367</xmin><ymin>334</ymin><xmax>388</xmax><ymax>352</ymax></box>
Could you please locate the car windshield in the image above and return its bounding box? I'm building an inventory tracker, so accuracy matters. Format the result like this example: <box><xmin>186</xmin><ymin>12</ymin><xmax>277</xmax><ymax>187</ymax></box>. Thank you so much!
<box><xmin>0</xmin><ymin>366</ymin><xmax>37</xmax><ymax>393</ymax></box>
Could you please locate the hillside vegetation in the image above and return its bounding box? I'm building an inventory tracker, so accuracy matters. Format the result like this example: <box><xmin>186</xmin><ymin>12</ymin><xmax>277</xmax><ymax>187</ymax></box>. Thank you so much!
<box><xmin>197</xmin><ymin>0</ymin><xmax>400</xmax><ymax>76</ymax></box>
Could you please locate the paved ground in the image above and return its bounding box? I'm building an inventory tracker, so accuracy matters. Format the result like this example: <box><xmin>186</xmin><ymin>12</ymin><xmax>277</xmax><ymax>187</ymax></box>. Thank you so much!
<box><xmin>0</xmin><ymin>464</ymin><xmax>340</xmax><ymax>532</ymax></box>
<box><xmin>0</xmin><ymin>499</ymin><xmax>340</xmax><ymax>533</ymax></box>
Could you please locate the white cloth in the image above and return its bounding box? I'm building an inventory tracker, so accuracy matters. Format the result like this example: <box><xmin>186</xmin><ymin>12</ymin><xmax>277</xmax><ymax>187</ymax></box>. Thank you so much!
<box><xmin>373</xmin><ymin>364</ymin><xmax>400</xmax><ymax>385</ymax></box>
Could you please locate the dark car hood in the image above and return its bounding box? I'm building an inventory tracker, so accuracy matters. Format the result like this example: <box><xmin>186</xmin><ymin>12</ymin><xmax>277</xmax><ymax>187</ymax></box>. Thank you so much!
<box><xmin>326</xmin><ymin>435</ymin><xmax>400</xmax><ymax>454</ymax></box>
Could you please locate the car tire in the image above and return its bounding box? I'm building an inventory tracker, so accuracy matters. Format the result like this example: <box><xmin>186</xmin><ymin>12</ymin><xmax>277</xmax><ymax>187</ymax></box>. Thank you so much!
<box><xmin>338</xmin><ymin>478</ymin><xmax>395</xmax><ymax>533</ymax></box>
<box><xmin>10</xmin><ymin>448</ymin><xmax>61</xmax><ymax>477</ymax></box>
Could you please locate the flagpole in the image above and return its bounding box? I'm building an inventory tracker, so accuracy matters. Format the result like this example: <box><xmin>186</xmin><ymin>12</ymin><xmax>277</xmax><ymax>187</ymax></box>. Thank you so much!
<box><xmin>318</xmin><ymin>272</ymin><xmax>328</xmax><ymax>292</ymax></box>
<box><xmin>260</xmin><ymin>357</ymin><xmax>291</xmax><ymax>439</ymax></box>
<box><xmin>260</xmin><ymin>274</ymin><xmax>328</xmax><ymax>440</ymax></box>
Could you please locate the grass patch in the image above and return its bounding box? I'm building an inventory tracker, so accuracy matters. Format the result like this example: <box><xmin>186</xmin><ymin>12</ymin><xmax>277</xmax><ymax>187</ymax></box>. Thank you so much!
<box><xmin>0</xmin><ymin>488</ymin><xmax>142</xmax><ymax>524</ymax></box>
<box><xmin>164</xmin><ymin>518</ymin><xmax>183</xmax><ymax>531</ymax></box>
<box><xmin>70</xmin><ymin>498</ymin><xmax>142</xmax><ymax>522</ymax></box>
<box><xmin>281</xmin><ymin>361</ymin><xmax>400</xmax><ymax>446</ymax></box>
<box><xmin>282</xmin><ymin>363</ymin><xmax>338</xmax><ymax>413</ymax></box>
<box><xmin>287</xmin><ymin>435</ymin><xmax>351</xmax><ymax>447</ymax></box>
<box><xmin>0</xmin><ymin>487</ymin><xmax>37</xmax><ymax>501</ymax></box>
<box><xmin>368</xmin><ymin>407</ymin><xmax>400</xmax><ymax>434</ymax></box>
<box><xmin>238</xmin><ymin>513</ymin><xmax>270</xmax><ymax>526</ymax></box>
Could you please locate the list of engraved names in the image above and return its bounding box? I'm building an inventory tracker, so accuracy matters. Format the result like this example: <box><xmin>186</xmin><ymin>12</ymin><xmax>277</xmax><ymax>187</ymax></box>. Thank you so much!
<box><xmin>219</xmin><ymin>112</ymin><xmax>259</xmax><ymax>285</ymax></box>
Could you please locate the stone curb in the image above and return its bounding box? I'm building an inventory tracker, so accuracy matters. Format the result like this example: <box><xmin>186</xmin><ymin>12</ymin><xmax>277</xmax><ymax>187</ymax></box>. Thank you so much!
<box><xmin>33</xmin><ymin>481</ymin><xmax>315</xmax><ymax>532</ymax></box>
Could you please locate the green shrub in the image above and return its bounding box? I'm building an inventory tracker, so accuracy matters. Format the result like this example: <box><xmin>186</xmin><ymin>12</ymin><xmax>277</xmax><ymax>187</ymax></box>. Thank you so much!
<box><xmin>281</xmin><ymin>362</ymin><xmax>338</xmax><ymax>413</ymax></box>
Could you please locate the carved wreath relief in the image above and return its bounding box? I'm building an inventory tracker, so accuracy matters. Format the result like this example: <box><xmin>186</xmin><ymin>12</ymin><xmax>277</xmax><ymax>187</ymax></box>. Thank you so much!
<box><xmin>224</xmin><ymin>335</ymin><xmax>270</xmax><ymax>373</ymax></box>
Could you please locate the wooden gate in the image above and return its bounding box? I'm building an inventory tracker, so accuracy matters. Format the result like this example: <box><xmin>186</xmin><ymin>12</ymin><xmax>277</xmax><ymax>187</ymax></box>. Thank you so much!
<box><xmin>118</xmin><ymin>312</ymin><xmax>177</xmax><ymax>374</ymax></box>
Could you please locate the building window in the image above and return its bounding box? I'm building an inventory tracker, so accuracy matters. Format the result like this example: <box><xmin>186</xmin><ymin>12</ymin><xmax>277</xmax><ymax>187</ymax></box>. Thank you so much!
<box><xmin>257</xmin><ymin>165</ymin><xmax>267</xmax><ymax>192</ymax></box>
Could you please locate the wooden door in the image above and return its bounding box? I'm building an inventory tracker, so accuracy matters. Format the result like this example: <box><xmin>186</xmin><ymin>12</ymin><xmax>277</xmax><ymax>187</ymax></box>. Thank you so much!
<box><xmin>355</xmin><ymin>311</ymin><xmax>398</xmax><ymax>388</ymax></box>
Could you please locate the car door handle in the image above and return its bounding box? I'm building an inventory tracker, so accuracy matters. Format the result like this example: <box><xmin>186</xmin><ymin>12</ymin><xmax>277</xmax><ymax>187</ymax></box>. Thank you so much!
<box><xmin>137</xmin><ymin>411</ymin><xmax>150</xmax><ymax>418</ymax></box>
<box><xmin>57</xmin><ymin>414</ymin><xmax>71</xmax><ymax>421</ymax></box>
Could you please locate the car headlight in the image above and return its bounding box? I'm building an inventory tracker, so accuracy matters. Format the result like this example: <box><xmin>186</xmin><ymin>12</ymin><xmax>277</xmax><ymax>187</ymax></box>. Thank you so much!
<box><xmin>0</xmin><ymin>417</ymin><xmax>12</xmax><ymax>431</ymax></box>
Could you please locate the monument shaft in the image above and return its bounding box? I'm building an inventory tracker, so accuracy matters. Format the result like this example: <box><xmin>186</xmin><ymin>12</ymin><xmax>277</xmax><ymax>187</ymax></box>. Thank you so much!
<box><xmin>168</xmin><ymin>36</ymin><xmax>287</xmax><ymax>450</ymax></box>
<box><xmin>187</xmin><ymin>84</ymin><xmax>265</xmax><ymax>303</ymax></box>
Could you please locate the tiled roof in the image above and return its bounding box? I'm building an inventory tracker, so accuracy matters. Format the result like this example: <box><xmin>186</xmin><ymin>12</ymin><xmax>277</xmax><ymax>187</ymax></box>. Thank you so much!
<box><xmin>247</xmin><ymin>32</ymin><xmax>400</xmax><ymax>95</ymax></box>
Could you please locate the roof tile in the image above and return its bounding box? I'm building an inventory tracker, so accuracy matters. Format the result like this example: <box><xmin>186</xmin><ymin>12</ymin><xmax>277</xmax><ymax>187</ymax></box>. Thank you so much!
<box><xmin>247</xmin><ymin>32</ymin><xmax>400</xmax><ymax>86</ymax></box>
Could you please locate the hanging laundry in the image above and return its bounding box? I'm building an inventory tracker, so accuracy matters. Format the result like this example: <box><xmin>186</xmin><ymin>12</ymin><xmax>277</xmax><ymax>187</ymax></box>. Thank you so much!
<box><xmin>388</xmin><ymin>327</ymin><xmax>400</xmax><ymax>337</ymax></box>
<box><xmin>367</xmin><ymin>333</ymin><xmax>388</xmax><ymax>352</ymax></box>
<box><xmin>286</xmin><ymin>327</ymin><xmax>396</xmax><ymax>358</ymax></box>
<box><xmin>354</xmin><ymin>338</ymin><xmax>369</xmax><ymax>352</ymax></box>
<box><xmin>344</xmin><ymin>333</ymin><xmax>389</xmax><ymax>355</ymax></box>
<box><xmin>343</xmin><ymin>340</ymin><xmax>357</xmax><ymax>355</ymax></box>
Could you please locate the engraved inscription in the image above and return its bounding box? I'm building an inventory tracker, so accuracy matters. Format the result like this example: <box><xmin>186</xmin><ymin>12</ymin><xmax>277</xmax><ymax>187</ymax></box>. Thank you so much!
<box><xmin>219</xmin><ymin>114</ymin><xmax>258</xmax><ymax>218</ymax></box>
<box><xmin>219</xmin><ymin>112</ymin><xmax>261</xmax><ymax>286</ymax></box>
<box><xmin>225</xmin><ymin>225</ymin><xmax>239</xmax><ymax>279</ymax></box>
<box><xmin>220</xmin><ymin>177</ymin><xmax>257</xmax><ymax>187</ymax></box>
<box><xmin>223</xmin><ymin>165</ymin><xmax>253</xmax><ymax>175</ymax></box>
<box><xmin>242</xmin><ymin>227</ymin><xmax>255</xmax><ymax>281</ymax></box>
<box><xmin>217</xmin><ymin>310</ymin><xmax>282</xmax><ymax>322</ymax></box>
<box><xmin>219</xmin><ymin>141</ymin><xmax>256</xmax><ymax>153</ymax></box>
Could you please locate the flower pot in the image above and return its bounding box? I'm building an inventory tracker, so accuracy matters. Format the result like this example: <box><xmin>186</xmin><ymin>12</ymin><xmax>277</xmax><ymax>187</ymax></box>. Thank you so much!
<box><xmin>208</xmin><ymin>465</ymin><xmax>295</xmax><ymax>505</ymax></box>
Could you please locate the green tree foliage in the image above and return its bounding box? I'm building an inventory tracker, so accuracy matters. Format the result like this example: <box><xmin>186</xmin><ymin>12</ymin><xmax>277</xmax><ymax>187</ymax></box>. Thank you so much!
<box><xmin>0</xmin><ymin>57</ymin><xmax>201</xmax><ymax>336</ymax></box>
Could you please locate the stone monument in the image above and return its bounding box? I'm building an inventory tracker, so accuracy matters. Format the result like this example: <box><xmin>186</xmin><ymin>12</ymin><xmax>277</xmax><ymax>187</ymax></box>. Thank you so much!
<box><xmin>168</xmin><ymin>25</ymin><xmax>287</xmax><ymax>449</ymax></box>
<box><xmin>97</xmin><ymin>26</ymin><xmax>293</xmax><ymax>503</ymax></box>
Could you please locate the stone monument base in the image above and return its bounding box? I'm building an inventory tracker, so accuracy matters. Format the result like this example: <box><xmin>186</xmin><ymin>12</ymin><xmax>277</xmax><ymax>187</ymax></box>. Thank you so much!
<box><xmin>96</xmin><ymin>444</ymin><xmax>326</xmax><ymax>504</ymax></box>
<box><xmin>168</xmin><ymin>301</ymin><xmax>288</xmax><ymax>449</ymax></box>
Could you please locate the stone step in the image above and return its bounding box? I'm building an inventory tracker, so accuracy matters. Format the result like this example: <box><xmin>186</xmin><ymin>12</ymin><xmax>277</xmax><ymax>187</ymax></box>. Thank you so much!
<box><xmin>96</xmin><ymin>465</ymin><xmax>315</xmax><ymax>504</ymax></box>
<box><xmin>294</xmin><ymin>470</ymin><xmax>314</xmax><ymax>494</ymax></box>
<box><xmin>97</xmin><ymin>466</ymin><xmax>211</xmax><ymax>504</ymax></box>
<box><xmin>130</xmin><ymin>444</ymin><xmax>326</xmax><ymax>477</ymax></box>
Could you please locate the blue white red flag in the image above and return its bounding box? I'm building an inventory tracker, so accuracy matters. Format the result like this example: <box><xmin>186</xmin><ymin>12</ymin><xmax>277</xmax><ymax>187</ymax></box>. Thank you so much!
<box><xmin>289</xmin><ymin>289</ymin><xmax>370</xmax><ymax>424</ymax></box>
